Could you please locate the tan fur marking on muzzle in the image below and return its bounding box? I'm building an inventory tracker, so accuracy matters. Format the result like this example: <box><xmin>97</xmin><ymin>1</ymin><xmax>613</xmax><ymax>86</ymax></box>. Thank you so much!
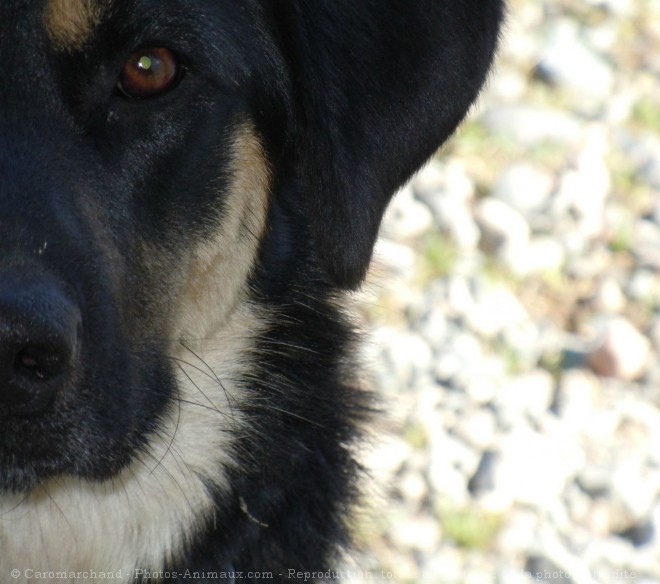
<box><xmin>0</xmin><ymin>306</ymin><xmax>268</xmax><ymax>579</ymax></box>
<box><xmin>44</xmin><ymin>0</ymin><xmax>105</xmax><ymax>51</ymax></box>
<box><xmin>0</xmin><ymin>123</ymin><xmax>273</xmax><ymax>580</ymax></box>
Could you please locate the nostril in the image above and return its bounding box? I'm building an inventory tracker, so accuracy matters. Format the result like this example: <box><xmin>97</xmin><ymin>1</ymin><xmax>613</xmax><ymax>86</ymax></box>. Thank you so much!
<box><xmin>14</xmin><ymin>346</ymin><xmax>67</xmax><ymax>381</ymax></box>
<box><xmin>0</xmin><ymin>272</ymin><xmax>82</xmax><ymax>416</ymax></box>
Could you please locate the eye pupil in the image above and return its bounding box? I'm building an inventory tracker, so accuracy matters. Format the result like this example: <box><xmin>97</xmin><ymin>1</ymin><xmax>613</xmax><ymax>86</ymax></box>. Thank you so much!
<box><xmin>117</xmin><ymin>47</ymin><xmax>182</xmax><ymax>99</ymax></box>
<box><xmin>138</xmin><ymin>56</ymin><xmax>153</xmax><ymax>71</ymax></box>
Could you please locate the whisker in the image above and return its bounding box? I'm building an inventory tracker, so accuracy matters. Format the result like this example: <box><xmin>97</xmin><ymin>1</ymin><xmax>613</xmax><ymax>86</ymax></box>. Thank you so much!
<box><xmin>149</xmin><ymin>371</ymin><xmax>184</xmax><ymax>476</ymax></box>
<box><xmin>134</xmin><ymin>449</ymin><xmax>196</xmax><ymax>516</ymax></box>
<box><xmin>168</xmin><ymin>355</ymin><xmax>219</xmax><ymax>384</ymax></box>
<box><xmin>259</xmin><ymin>336</ymin><xmax>320</xmax><ymax>355</ymax></box>
<box><xmin>39</xmin><ymin>482</ymin><xmax>79</xmax><ymax>548</ymax></box>
<box><xmin>0</xmin><ymin>493</ymin><xmax>29</xmax><ymax>518</ymax></box>
<box><xmin>179</xmin><ymin>340</ymin><xmax>240</xmax><ymax>421</ymax></box>
<box><xmin>175</xmin><ymin>361</ymin><xmax>238</xmax><ymax>431</ymax></box>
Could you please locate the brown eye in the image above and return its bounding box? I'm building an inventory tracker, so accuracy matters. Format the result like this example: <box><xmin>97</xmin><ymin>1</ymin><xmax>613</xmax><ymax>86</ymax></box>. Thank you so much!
<box><xmin>117</xmin><ymin>47</ymin><xmax>182</xmax><ymax>99</ymax></box>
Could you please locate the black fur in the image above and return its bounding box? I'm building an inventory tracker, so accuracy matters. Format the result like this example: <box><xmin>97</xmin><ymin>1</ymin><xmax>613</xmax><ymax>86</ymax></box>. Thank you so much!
<box><xmin>0</xmin><ymin>1</ymin><xmax>503</xmax><ymax>582</ymax></box>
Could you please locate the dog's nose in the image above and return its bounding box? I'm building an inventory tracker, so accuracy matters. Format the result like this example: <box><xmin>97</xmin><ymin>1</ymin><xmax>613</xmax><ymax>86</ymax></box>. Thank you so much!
<box><xmin>0</xmin><ymin>273</ymin><xmax>81</xmax><ymax>416</ymax></box>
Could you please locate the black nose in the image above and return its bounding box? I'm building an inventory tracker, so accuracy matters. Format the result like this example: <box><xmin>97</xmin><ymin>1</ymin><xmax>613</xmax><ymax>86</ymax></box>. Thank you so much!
<box><xmin>0</xmin><ymin>272</ymin><xmax>81</xmax><ymax>416</ymax></box>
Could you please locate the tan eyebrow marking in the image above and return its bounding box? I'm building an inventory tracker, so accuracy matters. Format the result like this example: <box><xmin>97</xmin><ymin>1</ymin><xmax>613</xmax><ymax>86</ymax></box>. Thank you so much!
<box><xmin>44</xmin><ymin>0</ymin><xmax>107</xmax><ymax>51</ymax></box>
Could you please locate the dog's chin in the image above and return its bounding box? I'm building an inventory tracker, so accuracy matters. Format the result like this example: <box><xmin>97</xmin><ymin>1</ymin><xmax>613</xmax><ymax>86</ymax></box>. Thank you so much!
<box><xmin>0</xmin><ymin>466</ymin><xmax>42</xmax><ymax>494</ymax></box>
<box><xmin>0</xmin><ymin>420</ymin><xmax>65</xmax><ymax>492</ymax></box>
<box><xmin>0</xmin><ymin>428</ymin><xmax>135</xmax><ymax>494</ymax></box>
<box><xmin>0</xmin><ymin>457</ymin><xmax>118</xmax><ymax>494</ymax></box>
<box><xmin>0</xmin><ymin>455</ymin><xmax>69</xmax><ymax>493</ymax></box>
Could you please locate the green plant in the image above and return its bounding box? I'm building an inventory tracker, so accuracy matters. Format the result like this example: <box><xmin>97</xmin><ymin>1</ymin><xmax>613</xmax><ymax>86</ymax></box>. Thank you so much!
<box><xmin>419</xmin><ymin>229</ymin><xmax>458</xmax><ymax>282</ymax></box>
<box><xmin>632</xmin><ymin>98</ymin><xmax>660</xmax><ymax>134</ymax></box>
<box><xmin>437</xmin><ymin>502</ymin><xmax>503</xmax><ymax>551</ymax></box>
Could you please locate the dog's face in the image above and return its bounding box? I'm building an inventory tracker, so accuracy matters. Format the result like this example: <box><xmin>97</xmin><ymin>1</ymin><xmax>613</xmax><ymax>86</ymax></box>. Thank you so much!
<box><xmin>0</xmin><ymin>0</ymin><xmax>277</xmax><ymax>489</ymax></box>
<box><xmin>0</xmin><ymin>0</ymin><xmax>502</xmax><ymax>576</ymax></box>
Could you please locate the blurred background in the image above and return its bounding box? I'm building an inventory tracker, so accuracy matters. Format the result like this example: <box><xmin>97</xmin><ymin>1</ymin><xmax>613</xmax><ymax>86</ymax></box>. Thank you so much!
<box><xmin>351</xmin><ymin>0</ymin><xmax>660</xmax><ymax>582</ymax></box>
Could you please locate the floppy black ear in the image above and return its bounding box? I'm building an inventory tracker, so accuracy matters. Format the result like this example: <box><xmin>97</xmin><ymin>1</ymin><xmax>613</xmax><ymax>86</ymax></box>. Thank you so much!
<box><xmin>279</xmin><ymin>0</ymin><xmax>504</xmax><ymax>289</ymax></box>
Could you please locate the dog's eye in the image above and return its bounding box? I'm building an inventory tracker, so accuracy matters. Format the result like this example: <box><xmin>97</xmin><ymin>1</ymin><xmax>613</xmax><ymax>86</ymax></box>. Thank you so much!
<box><xmin>117</xmin><ymin>47</ymin><xmax>182</xmax><ymax>99</ymax></box>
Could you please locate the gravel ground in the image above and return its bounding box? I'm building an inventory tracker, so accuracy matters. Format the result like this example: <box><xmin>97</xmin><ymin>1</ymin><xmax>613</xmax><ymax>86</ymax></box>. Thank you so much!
<box><xmin>349</xmin><ymin>1</ymin><xmax>660</xmax><ymax>582</ymax></box>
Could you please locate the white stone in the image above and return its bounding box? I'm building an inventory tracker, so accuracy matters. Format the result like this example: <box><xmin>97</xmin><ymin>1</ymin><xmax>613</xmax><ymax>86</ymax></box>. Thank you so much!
<box><xmin>496</xmin><ymin>2</ymin><xmax>543</xmax><ymax>66</ymax></box>
<box><xmin>492</xmin><ymin>163</ymin><xmax>554</xmax><ymax>213</ymax></box>
<box><xmin>650</xmin><ymin>316</ymin><xmax>660</xmax><ymax>351</ymax></box>
<box><xmin>587</xmin><ymin>317</ymin><xmax>651</xmax><ymax>380</ymax></box>
<box><xmin>591</xmin><ymin>277</ymin><xmax>626</xmax><ymax>313</ymax></box>
<box><xmin>429</xmin><ymin>458</ymin><xmax>469</xmax><ymax>504</ymax></box>
<box><xmin>555</xmin><ymin>370</ymin><xmax>601</xmax><ymax>425</ymax></box>
<box><xmin>464</xmin><ymin>376</ymin><xmax>500</xmax><ymax>406</ymax></box>
<box><xmin>414</xmin><ymin>162</ymin><xmax>479</xmax><ymax>251</ymax></box>
<box><xmin>587</xmin><ymin>0</ymin><xmax>634</xmax><ymax>16</ymax></box>
<box><xmin>480</xmin><ymin>105</ymin><xmax>582</xmax><ymax>146</ymax></box>
<box><xmin>464</xmin><ymin>356</ymin><xmax>508</xmax><ymax>405</ymax></box>
<box><xmin>360</xmin><ymin>435</ymin><xmax>412</xmax><ymax>476</ymax></box>
<box><xmin>495</xmin><ymin>370</ymin><xmax>555</xmax><ymax>420</ymax></box>
<box><xmin>552</xmin><ymin>169</ymin><xmax>607</xmax><ymax>238</ymax></box>
<box><xmin>424</xmin><ymin>410</ymin><xmax>480</xmax><ymax>479</ymax></box>
<box><xmin>502</xmin><ymin>237</ymin><xmax>566</xmax><ymax>277</ymax></box>
<box><xmin>414</xmin><ymin>160</ymin><xmax>475</xmax><ymax>203</ymax></box>
<box><xmin>446</xmin><ymin>276</ymin><xmax>474</xmax><ymax>316</ymax></box>
<box><xmin>489</xmin><ymin>67</ymin><xmax>528</xmax><ymax>102</ymax></box>
<box><xmin>380</xmin><ymin>328</ymin><xmax>433</xmax><ymax>388</ymax></box>
<box><xmin>454</xmin><ymin>408</ymin><xmax>497</xmax><ymax>450</ymax></box>
<box><xmin>465</xmin><ymin>283</ymin><xmax>528</xmax><ymax>338</ymax></box>
<box><xmin>634</xmin><ymin>221</ymin><xmax>660</xmax><ymax>270</ymax></box>
<box><xmin>399</xmin><ymin>472</ymin><xmax>428</xmax><ymax>505</ymax></box>
<box><xmin>412</xmin><ymin>160</ymin><xmax>447</xmax><ymax>196</ymax></box>
<box><xmin>616</xmin><ymin>399</ymin><xmax>660</xmax><ymax>467</ymax></box>
<box><xmin>390</xmin><ymin>516</ymin><xmax>441</xmax><ymax>553</ymax></box>
<box><xmin>617</xmin><ymin>130</ymin><xmax>660</xmax><ymax>190</ymax></box>
<box><xmin>483</xmin><ymin>426</ymin><xmax>582</xmax><ymax>508</ymax></box>
<box><xmin>371</xmin><ymin>238</ymin><xmax>417</xmax><ymax>280</ymax></box>
<box><xmin>585</xmin><ymin>21</ymin><xmax>620</xmax><ymax>53</ymax></box>
<box><xmin>419</xmin><ymin>550</ymin><xmax>464</xmax><ymax>584</ymax></box>
<box><xmin>444</xmin><ymin>161</ymin><xmax>476</xmax><ymax>202</ymax></box>
<box><xmin>475</xmin><ymin>198</ymin><xmax>531</xmax><ymax>254</ymax></box>
<box><xmin>605</xmin><ymin>89</ymin><xmax>637</xmax><ymax>125</ymax></box>
<box><xmin>497</xmin><ymin>509</ymin><xmax>539</xmax><ymax>555</ymax></box>
<box><xmin>434</xmin><ymin>352</ymin><xmax>463</xmax><ymax>383</ymax></box>
<box><xmin>433</xmin><ymin>197</ymin><xmax>481</xmax><ymax>251</ymax></box>
<box><xmin>551</xmin><ymin>126</ymin><xmax>611</xmax><ymax>239</ymax></box>
<box><xmin>381</xmin><ymin>184</ymin><xmax>434</xmax><ymax>241</ymax></box>
<box><xmin>611</xmin><ymin>461</ymin><xmax>657</xmax><ymax>518</ymax></box>
<box><xmin>627</xmin><ymin>269</ymin><xmax>660</xmax><ymax>302</ymax></box>
<box><xmin>653</xmin><ymin>199</ymin><xmax>660</xmax><ymax>226</ymax></box>
<box><xmin>451</xmin><ymin>333</ymin><xmax>485</xmax><ymax>367</ymax></box>
<box><xmin>496</xmin><ymin>568</ymin><xmax>536</xmax><ymax>584</ymax></box>
<box><xmin>419</xmin><ymin>306</ymin><xmax>450</xmax><ymax>349</ymax></box>
<box><xmin>536</xmin><ymin>20</ymin><xmax>615</xmax><ymax>99</ymax></box>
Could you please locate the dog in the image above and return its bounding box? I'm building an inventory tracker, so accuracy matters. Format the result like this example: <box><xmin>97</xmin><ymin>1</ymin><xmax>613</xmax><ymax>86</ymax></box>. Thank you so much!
<box><xmin>0</xmin><ymin>1</ymin><xmax>503</xmax><ymax>582</ymax></box>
